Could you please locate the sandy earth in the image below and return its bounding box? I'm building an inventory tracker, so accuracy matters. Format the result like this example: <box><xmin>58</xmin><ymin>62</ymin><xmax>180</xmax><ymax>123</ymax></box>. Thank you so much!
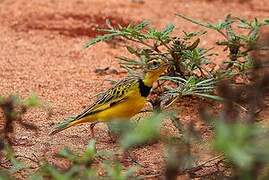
<box><xmin>0</xmin><ymin>0</ymin><xmax>269</xmax><ymax>179</ymax></box>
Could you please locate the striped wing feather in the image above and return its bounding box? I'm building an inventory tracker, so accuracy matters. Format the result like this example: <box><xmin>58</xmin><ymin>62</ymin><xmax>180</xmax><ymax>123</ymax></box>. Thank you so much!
<box><xmin>75</xmin><ymin>77</ymin><xmax>140</xmax><ymax>120</ymax></box>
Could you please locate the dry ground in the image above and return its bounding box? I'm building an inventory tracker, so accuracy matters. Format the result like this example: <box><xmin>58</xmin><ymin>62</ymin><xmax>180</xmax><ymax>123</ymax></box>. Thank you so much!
<box><xmin>0</xmin><ymin>0</ymin><xmax>269</xmax><ymax>179</ymax></box>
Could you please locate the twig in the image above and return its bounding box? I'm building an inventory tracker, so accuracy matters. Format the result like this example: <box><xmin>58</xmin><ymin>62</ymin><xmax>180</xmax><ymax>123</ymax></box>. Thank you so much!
<box><xmin>160</xmin><ymin>39</ymin><xmax>172</xmax><ymax>51</ymax></box>
<box><xmin>141</xmin><ymin>172</ymin><xmax>163</xmax><ymax>178</ymax></box>
<box><xmin>179</xmin><ymin>154</ymin><xmax>225</xmax><ymax>175</ymax></box>
<box><xmin>192</xmin><ymin>154</ymin><xmax>224</xmax><ymax>169</ymax></box>
<box><xmin>125</xmin><ymin>150</ymin><xmax>146</xmax><ymax>168</ymax></box>
<box><xmin>176</xmin><ymin>13</ymin><xmax>228</xmax><ymax>39</ymax></box>
<box><xmin>122</xmin><ymin>35</ymin><xmax>156</xmax><ymax>50</ymax></box>
<box><xmin>138</xmin><ymin>109</ymin><xmax>153</xmax><ymax>114</ymax></box>
<box><xmin>197</xmin><ymin>66</ymin><xmax>206</xmax><ymax>77</ymax></box>
<box><xmin>15</xmin><ymin>154</ymin><xmax>40</xmax><ymax>165</ymax></box>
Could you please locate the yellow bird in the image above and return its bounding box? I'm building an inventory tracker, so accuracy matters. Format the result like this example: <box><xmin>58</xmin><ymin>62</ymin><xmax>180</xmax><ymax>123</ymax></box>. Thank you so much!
<box><xmin>50</xmin><ymin>58</ymin><xmax>168</xmax><ymax>136</ymax></box>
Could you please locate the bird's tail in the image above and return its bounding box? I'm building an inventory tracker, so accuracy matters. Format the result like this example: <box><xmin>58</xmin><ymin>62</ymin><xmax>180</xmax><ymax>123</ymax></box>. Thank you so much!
<box><xmin>50</xmin><ymin>115</ymin><xmax>94</xmax><ymax>135</ymax></box>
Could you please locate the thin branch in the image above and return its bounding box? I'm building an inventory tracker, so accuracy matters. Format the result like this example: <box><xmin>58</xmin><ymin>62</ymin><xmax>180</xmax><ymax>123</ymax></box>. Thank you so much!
<box><xmin>15</xmin><ymin>154</ymin><xmax>40</xmax><ymax>165</ymax></box>
<box><xmin>176</xmin><ymin>13</ymin><xmax>210</xmax><ymax>29</ymax></box>
<box><xmin>179</xmin><ymin>154</ymin><xmax>225</xmax><ymax>175</ymax></box>
<box><xmin>193</xmin><ymin>155</ymin><xmax>224</xmax><ymax>168</ymax></box>
<box><xmin>138</xmin><ymin>109</ymin><xmax>153</xmax><ymax>114</ymax></box>
<box><xmin>141</xmin><ymin>172</ymin><xmax>162</xmax><ymax>178</ymax></box>
<box><xmin>122</xmin><ymin>35</ymin><xmax>156</xmax><ymax>50</ymax></box>
<box><xmin>160</xmin><ymin>39</ymin><xmax>172</xmax><ymax>51</ymax></box>
<box><xmin>176</xmin><ymin>13</ymin><xmax>228</xmax><ymax>39</ymax></box>
<box><xmin>197</xmin><ymin>66</ymin><xmax>206</xmax><ymax>77</ymax></box>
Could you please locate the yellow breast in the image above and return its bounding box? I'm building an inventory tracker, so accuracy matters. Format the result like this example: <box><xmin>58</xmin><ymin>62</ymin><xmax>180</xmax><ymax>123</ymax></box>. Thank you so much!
<box><xmin>96</xmin><ymin>87</ymin><xmax>147</xmax><ymax>121</ymax></box>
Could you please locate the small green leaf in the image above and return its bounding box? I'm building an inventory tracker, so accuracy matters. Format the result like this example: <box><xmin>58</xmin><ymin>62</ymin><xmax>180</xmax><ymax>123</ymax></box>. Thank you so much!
<box><xmin>183</xmin><ymin>31</ymin><xmax>206</xmax><ymax>40</ymax></box>
<box><xmin>162</xmin><ymin>23</ymin><xmax>175</xmax><ymax>36</ymax></box>
<box><xmin>24</xmin><ymin>94</ymin><xmax>40</xmax><ymax>107</ymax></box>
<box><xmin>58</xmin><ymin>148</ymin><xmax>76</xmax><ymax>162</ymax></box>
<box><xmin>187</xmin><ymin>38</ymin><xmax>200</xmax><ymax>50</ymax></box>
<box><xmin>104</xmin><ymin>161</ymin><xmax>137</xmax><ymax>180</ymax></box>
<box><xmin>133</xmin><ymin>20</ymin><xmax>150</xmax><ymax>31</ymax></box>
<box><xmin>193</xmin><ymin>93</ymin><xmax>224</xmax><ymax>101</ymax></box>
<box><xmin>41</xmin><ymin>163</ymin><xmax>67</xmax><ymax>180</ymax></box>
<box><xmin>3</xmin><ymin>145</ymin><xmax>25</xmax><ymax>173</ymax></box>
<box><xmin>81</xmin><ymin>140</ymin><xmax>96</xmax><ymax>162</ymax></box>
<box><xmin>84</xmin><ymin>32</ymin><xmax>121</xmax><ymax>48</ymax></box>
<box><xmin>237</xmin><ymin>18</ymin><xmax>251</xmax><ymax>29</ymax></box>
<box><xmin>126</xmin><ymin>46</ymin><xmax>137</xmax><ymax>54</ymax></box>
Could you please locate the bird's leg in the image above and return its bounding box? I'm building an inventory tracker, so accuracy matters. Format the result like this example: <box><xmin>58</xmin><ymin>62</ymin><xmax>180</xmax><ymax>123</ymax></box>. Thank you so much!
<box><xmin>90</xmin><ymin>122</ymin><xmax>98</xmax><ymax>138</ymax></box>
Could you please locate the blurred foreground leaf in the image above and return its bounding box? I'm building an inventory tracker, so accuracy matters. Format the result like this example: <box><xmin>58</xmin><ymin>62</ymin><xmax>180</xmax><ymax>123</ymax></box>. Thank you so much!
<box><xmin>120</xmin><ymin>113</ymin><xmax>165</xmax><ymax>150</ymax></box>
<box><xmin>213</xmin><ymin>120</ymin><xmax>269</xmax><ymax>170</ymax></box>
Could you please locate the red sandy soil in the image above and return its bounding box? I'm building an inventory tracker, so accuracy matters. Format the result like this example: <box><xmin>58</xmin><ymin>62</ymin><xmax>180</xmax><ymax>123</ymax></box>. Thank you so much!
<box><xmin>0</xmin><ymin>0</ymin><xmax>269</xmax><ymax>179</ymax></box>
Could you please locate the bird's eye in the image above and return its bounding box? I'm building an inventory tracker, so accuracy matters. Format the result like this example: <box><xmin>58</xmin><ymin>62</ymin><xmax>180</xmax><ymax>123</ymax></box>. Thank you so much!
<box><xmin>152</xmin><ymin>61</ymin><xmax>158</xmax><ymax>66</ymax></box>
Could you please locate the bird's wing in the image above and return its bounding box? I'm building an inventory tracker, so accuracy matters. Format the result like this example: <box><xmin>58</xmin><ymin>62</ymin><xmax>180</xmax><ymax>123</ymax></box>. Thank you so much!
<box><xmin>74</xmin><ymin>77</ymin><xmax>140</xmax><ymax>120</ymax></box>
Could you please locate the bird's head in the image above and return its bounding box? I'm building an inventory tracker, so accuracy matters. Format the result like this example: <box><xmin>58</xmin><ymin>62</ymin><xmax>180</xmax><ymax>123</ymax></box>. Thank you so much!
<box><xmin>143</xmin><ymin>58</ymin><xmax>169</xmax><ymax>86</ymax></box>
<box><xmin>145</xmin><ymin>58</ymin><xmax>169</xmax><ymax>72</ymax></box>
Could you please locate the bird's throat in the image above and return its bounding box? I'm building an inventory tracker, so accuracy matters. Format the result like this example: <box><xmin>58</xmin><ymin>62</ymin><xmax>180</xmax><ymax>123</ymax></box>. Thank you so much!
<box><xmin>143</xmin><ymin>70</ymin><xmax>163</xmax><ymax>87</ymax></box>
<box><xmin>138</xmin><ymin>79</ymin><xmax>151</xmax><ymax>97</ymax></box>
<box><xmin>140</xmin><ymin>67</ymin><xmax>166</xmax><ymax>97</ymax></box>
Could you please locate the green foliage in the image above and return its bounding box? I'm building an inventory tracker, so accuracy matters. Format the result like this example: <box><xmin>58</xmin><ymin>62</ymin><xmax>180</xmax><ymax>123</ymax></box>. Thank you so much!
<box><xmin>58</xmin><ymin>140</ymin><xmax>97</xmax><ymax>164</ymax></box>
<box><xmin>1</xmin><ymin>144</ymin><xmax>25</xmax><ymax>173</ymax></box>
<box><xmin>120</xmin><ymin>113</ymin><xmax>164</xmax><ymax>150</ymax></box>
<box><xmin>85</xmin><ymin>18</ymin><xmax>219</xmax><ymax>104</ymax></box>
<box><xmin>107</xmin><ymin>120</ymin><xmax>137</xmax><ymax>137</ymax></box>
<box><xmin>181</xmin><ymin>47</ymin><xmax>216</xmax><ymax>72</ymax></box>
<box><xmin>30</xmin><ymin>162</ymin><xmax>98</xmax><ymax>180</ymax></box>
<box><xmin>103</xmin><ymin>161</ymin><xmax>138</xmax><ymax>180</ymax></box>
<box><xmin>84</xmin><ymin>32</ymin><xmax>122</xmax><ymax>48</ymax></box>
<box><xmin>207</xmin><ymin>119</ymin><xmax>269</xmax><ymax>179</ymax></box>
<box><xmin>30</xmin><ymin>140</ymin><xmax>139</xmax><ymax>180</ymax></box>
<box><xmin>31</xmin><ymin>140</ymin><xmax>99</xmax><ymax>180</ymax></box>
<box><xmin>23</xmin><ymin>94</ymin><xmax>40</xmax><ymax>107</ymax></box>
<box><xmin>177</xmin><ymin>14</ymin><xmax>268</xmax><ymax>74</ymax></box>
<box><xmin>160</xmin><ymin>76</ymin><xmax>216</xmax><ymax>98</ymax></box>
<box><xmin>213</xmin><ymin>121</ymin><xmax>269</xmax><ymax>169</ymax></box>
